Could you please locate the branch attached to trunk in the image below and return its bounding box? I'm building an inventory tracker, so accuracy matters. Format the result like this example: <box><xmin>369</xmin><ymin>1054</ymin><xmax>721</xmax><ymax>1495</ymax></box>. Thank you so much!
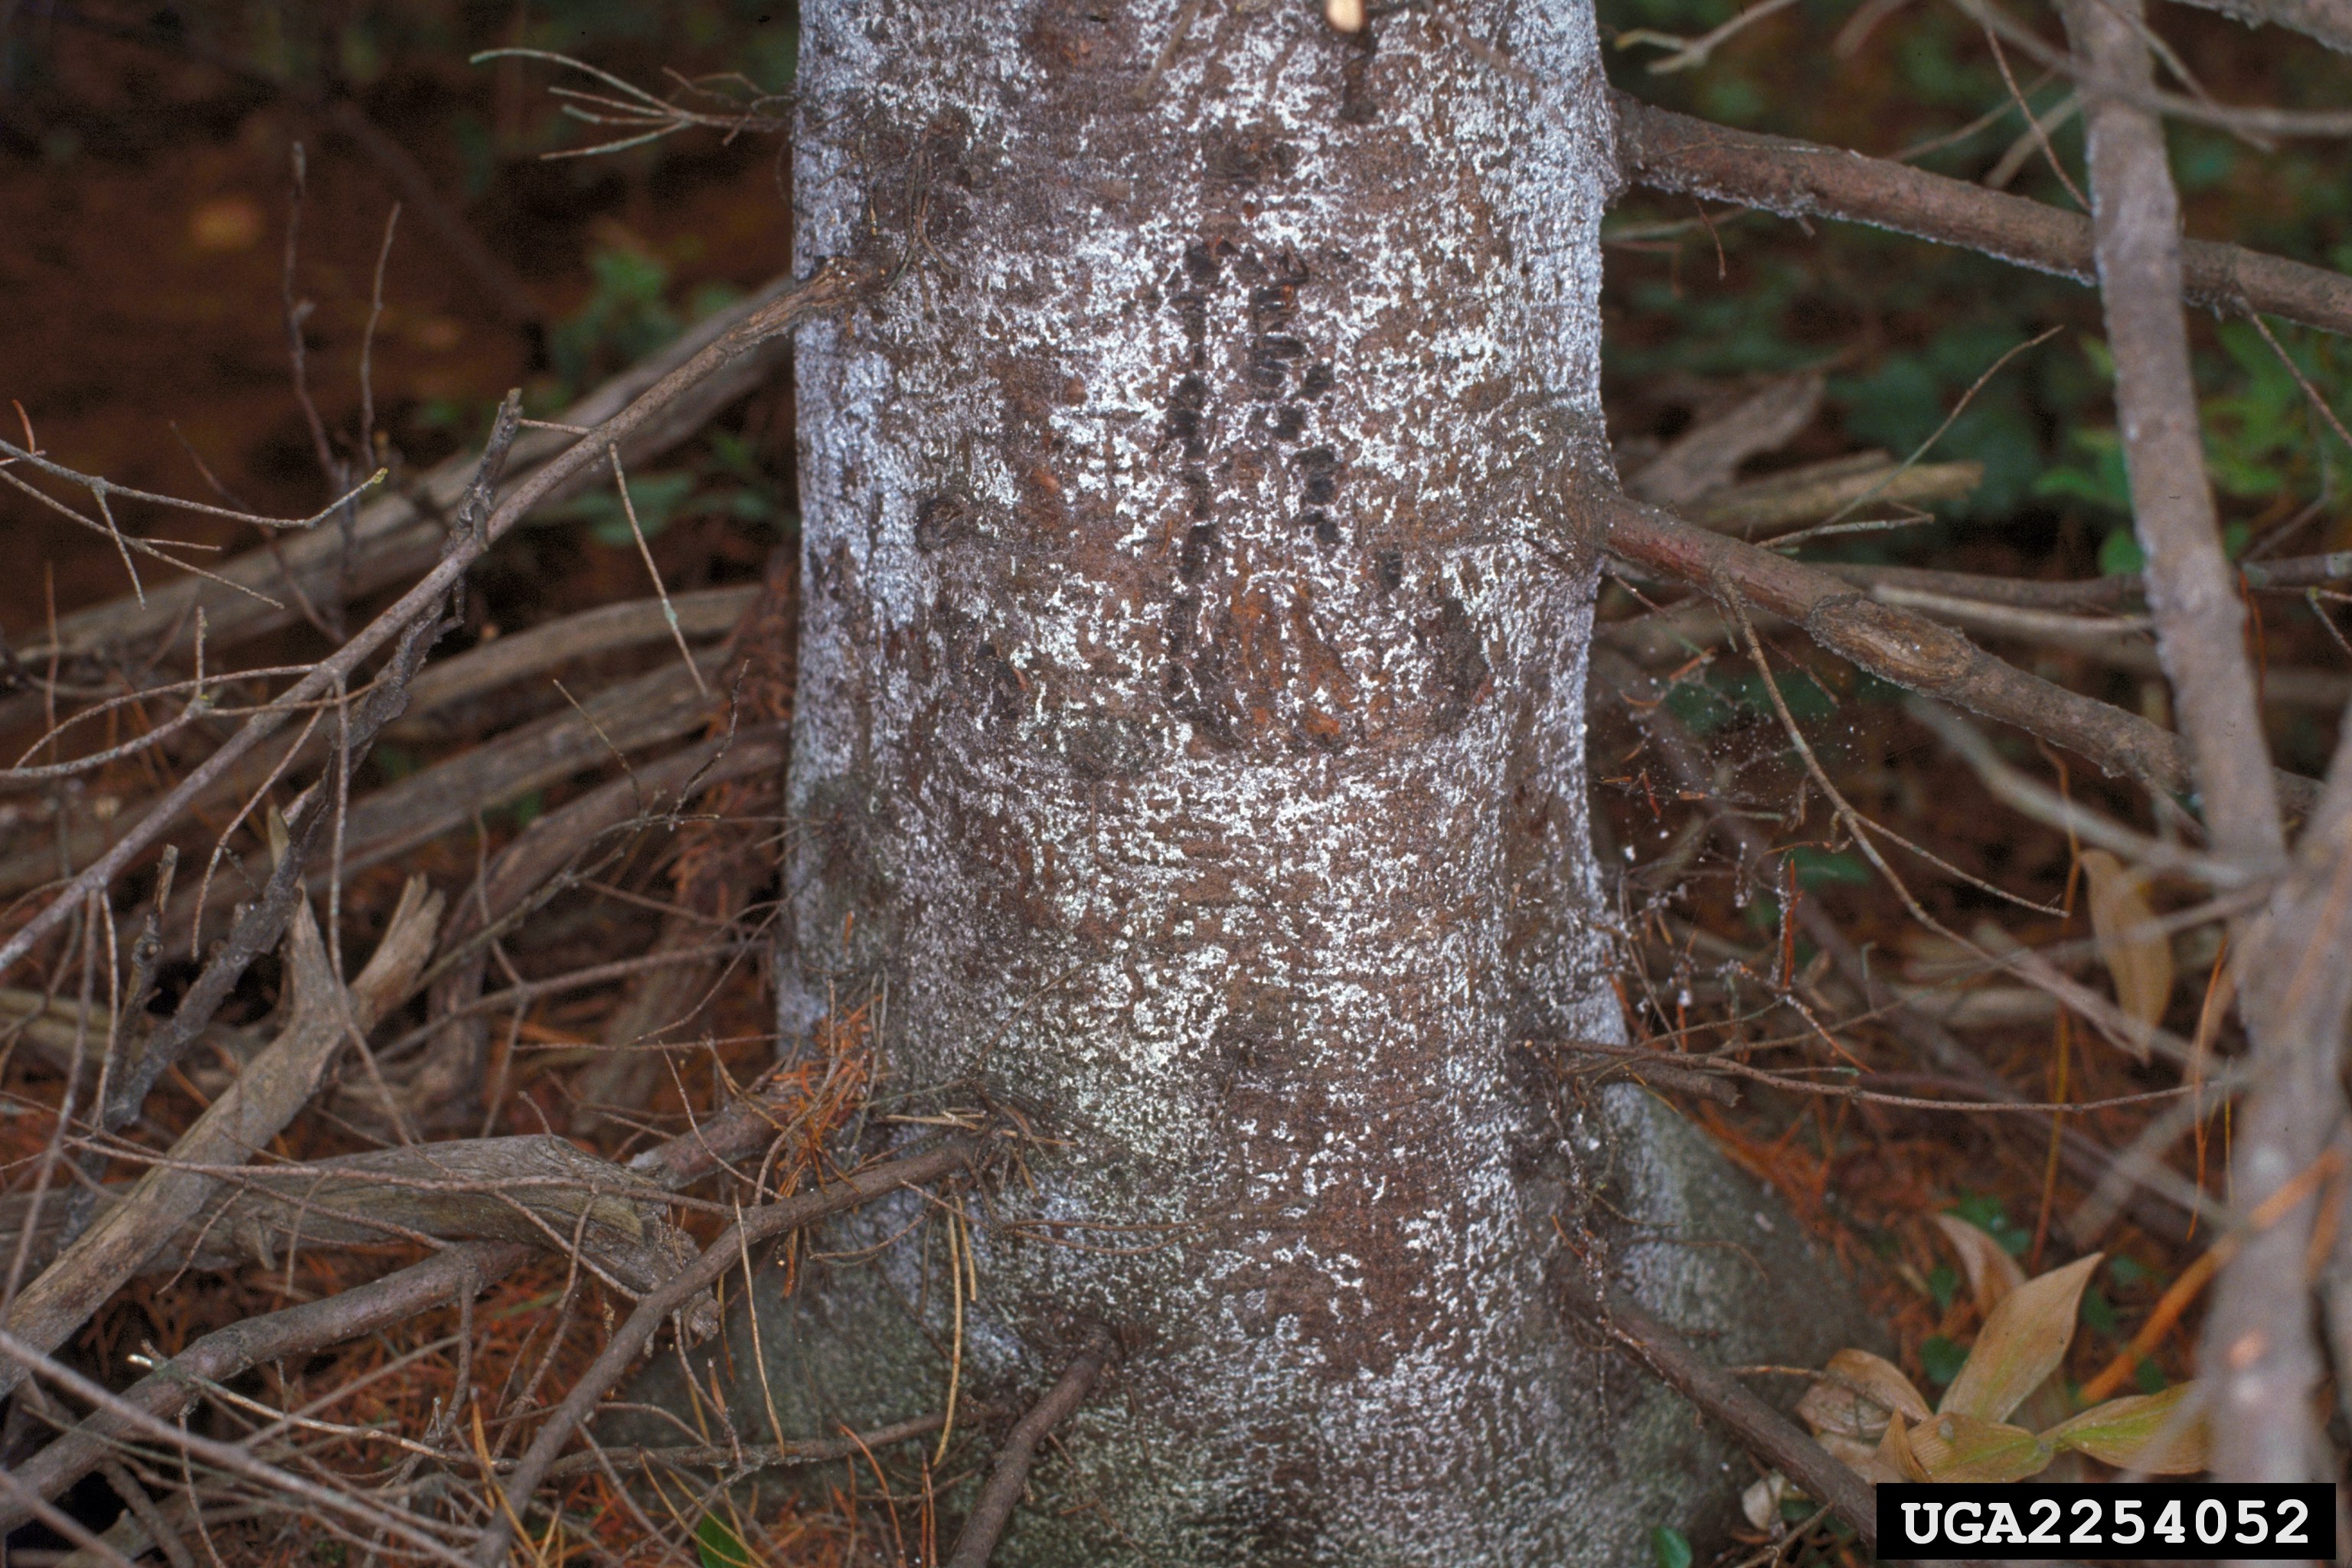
<box><xmin>1594</xmin><ymin>490</ymin><xmax>2320</xmax><ymax>812</ymax></box>
<box><xmin>1613</xmin><ymin>95</ymin><xmax>2352</xmax><ymax>341</ymax></box>
<box><xmin>2165</xmin><ymin>0</ymin><xmax>2352</xmax><ymax>51</ymax></box>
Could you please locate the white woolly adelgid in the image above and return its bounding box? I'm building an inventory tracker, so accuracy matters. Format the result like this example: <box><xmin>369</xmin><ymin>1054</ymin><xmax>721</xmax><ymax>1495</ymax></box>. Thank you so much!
<box><xmin>632</xmin><ymin>4</ymin><xmax>1867</xmax><ymax>1563</ymax></box>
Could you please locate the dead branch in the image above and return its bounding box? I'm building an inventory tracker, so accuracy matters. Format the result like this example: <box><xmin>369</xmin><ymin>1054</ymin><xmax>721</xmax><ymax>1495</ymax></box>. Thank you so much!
<box><xmin>2</xmin><ymin>1054</ymin><xmax>833</xmax><ymax>1527</ymax></box>
<box><xmin>1613</xmin><ymin>95</ymin><xmax>2352</xmax><ymax>339</ymax></box>
<box><xmin>162</xmin><ymin>658</ymin><xmax>737</xmax><ymax>942</ymax></box>
<box><xmin>545</xmin><ymin>1407</ymin><xmax>962</xmax><ymax>1483</ymax></box>
<box><xmin>0</xmin><ymin>1135</ymin><xmax>688</xmax><ymax>1292</ymax></box>
<box><xmin>2065</xmin><ymin>0</ymin><xmax>2285</xmax><ymax>868</ymax></box>
<box><xmin>2060</xmin><ymin>0</ymin><xmax>2341</xmax><ymax>1488</ymax></box>
<box><xmin>2199</xmin><ymin>726</ymin><xmax>2352</xmax><ymax>1481</ymax></box>
<box><xmin>1682</xmin><ymin>453</ymin><xmax>1984</xmax><ymax>536</ymax></box>
<box><xmin>1595</xmin><ymin>645</ymin><xmax>2206</xmax><ymax>1243</ymax></box>
<box><xmin>0</xmin><ymin>260</ymin><xmax>863</xmax><ymax>986</ymax></box>
<box><xmin>1575</xmin><ymin>1282</ymin><xmax>1876</xmax><ymax>1555</ymax></box>
<box><xmin>1592</xmin><ymin>488</ymin><xmax>2322</xmax><ymax>812</ymax></box>
<box><xmin>1625</xmin><ymin>374</ymin><xmax>1825</xmax><ymax>507</ymax></box>
<box><xmin>0</xmin><ymin>590</ymin><xmax>750</xmax><ymax>903</ymax></box>
<box><xmin>0</xmin><ymin>878</ymin><xmax>442</xmax><ymax>1403</ymax></box>
<box><xmin>2</xmin><ymin>267</ymin><xmax>810</xmax><ymax>727</ymax></box>
<box><xmin>389</xmin><ymin>585</ymin><xmax>756</xmax><ymax>742</ymax></box>
<box><xmin>468</xmin><ymin>1138</ymin><xmax>983</xmax><ymax>1567</ymax></box>
<box><xmin>413</xmin><ymin>729</ymin><xmax>786</xmax><ymax>1112</ymax></box>
<box><xmin>0</xmin><ymin>1329</ymin><xmax>475</xmax><ymax>1566</ymax></box>
<box><xmin>942</xmin><ymin>1326</ymin><xmax>1120</xmax><ymax>1568</ymax></box>
<box><xmin>573</xmin><ymin>552</ymin><xmax>794</xmax><ymax>1131</ymax></box>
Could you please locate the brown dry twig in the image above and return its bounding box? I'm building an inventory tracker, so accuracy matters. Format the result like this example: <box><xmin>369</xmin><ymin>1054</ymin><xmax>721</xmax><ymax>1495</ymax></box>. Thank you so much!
<box><xmin>1591</xmin><ymin>488</ymin><xmax>2321</xmax><ymax>812</ymax></box>
<box><xmin>1614</xmin><ymin>95</ymin><xmax>2352</xmax><ymax>339</ymax></box>
<box><xmin>468</xmin><ymin>1138</ymin><xmax>985</xmax><ymax>1566</ymax></box>
<box><xmin>942</xmin><ymin>1326</ymin><xmax>1122</xmax><ymax>1568</ymax></box>
<box><xmin>0</xmin><ymin>877</ymin><xmax>442</xmax><ymax>1403</ymax></box>
<box><xmin>1575</xmin><ymin>1284</ymin><xmax>1877</xmax><ymax>1553</ymax></box>
<box><xmin>0</xmin><ymin>260</ymin><xmax>864</xmax><ymax>985</ymax></box>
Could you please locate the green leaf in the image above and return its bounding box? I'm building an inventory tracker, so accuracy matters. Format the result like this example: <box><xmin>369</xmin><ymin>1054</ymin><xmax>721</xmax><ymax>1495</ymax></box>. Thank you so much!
<box><xmin>1919</xmin><ymin>1334</ymin><xmax>1969</xmax><ymax>1388</ymax></box>
<box><xmin>2079</xmin><ymin>1285</ymin><xmax>2118</xmax><ymax>1337</ymax></box>
<box><xmin>2098</xmin><ymin>527</ymin><xmax>2147</xmax><ymax>577</ymax></box>
<box><xmin>2135</xmin><ymin>1357</ymin><xmax>2169</xmax><ymax>1396</ymax></box>
<box><xmin>1787</xmin><ymin>844</ymin><xmax>1871</xmax><ymax>889</ymax></box>
<box><xmin>696</xmin><ymin>1513</ymin><xmax>756</xmax><ymax>1568</ymax></box>
<box><xmin>1946</xmin><ymin>1194</ymin><xmax>2030</xmax><ymax>1258</ymax></box>
<box><xmin>1926</xmin><ymin>1264</ymin><xmax>1960</xmax><ymax>1312</ymax></box>
<box><xmin>1650</xmin><ymin>1525</ymin><xmax>1693</xmax><ymax>1568</ymax></box>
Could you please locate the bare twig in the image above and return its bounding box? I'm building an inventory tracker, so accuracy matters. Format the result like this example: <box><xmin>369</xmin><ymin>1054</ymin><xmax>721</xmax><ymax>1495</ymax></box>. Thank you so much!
<box><xmin>0</xmin><ymin>879</ymin><xmax>442</xmax><ymax>1403</ymax></box>
<box><xmin>1</xmin><ymin>267</ymin><xmax>815</xmax><ymax>733</ymax></box>
<box><xmin>2064</xmin><ymin>0</ymin><xmax>2283</xmax><ymax>869</ymax></box>
<box><xmin>1592</xmin><ymin>488</ymin><xmax>2321</xmax><ymax>811</ymax></box>
<box><xmin>543</xmin><ymin>1407</ymin><xmax>965</xmax><ymax>1481</ymax></box>
<box><xmin>2</xmin><ymin>1049</ymin><xmax>837</xmax><ymax>1527</ymax></box>
<box><xmin>1613</xmin><ymin>96</ymin><xmax>2352</xmax><ymax>339</ymax></box>
<box><xmin>0</xmin><ymin>262</ymin><xmax>862</xmax><ymax>986</ymax></box>
<box><xmin>1595</xmin><ymin>645</ymin><xmax>2204</xmax><ymax>1242</ymax></box>
<box><xmin>1573</xmin><ymin>1282</ymin><xmax>1876</xmax><ymax>1553</ymax></box>
<box><xmin>468</xmin><ymin>1138</ymin><xmax>982</xmax><ymax>1566</ymax></box>
<box><xmin>942</xmin><ymin>1326</ymin><xmax>1120</xmax><ymax>1568</ymax></box>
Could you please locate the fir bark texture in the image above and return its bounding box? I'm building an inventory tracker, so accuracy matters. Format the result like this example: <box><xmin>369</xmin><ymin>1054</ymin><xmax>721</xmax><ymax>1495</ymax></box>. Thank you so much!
<box><xmin>646</xmin><ymin>5</ymin><xmax>1870</xmax><ymax>1561</ymax></box>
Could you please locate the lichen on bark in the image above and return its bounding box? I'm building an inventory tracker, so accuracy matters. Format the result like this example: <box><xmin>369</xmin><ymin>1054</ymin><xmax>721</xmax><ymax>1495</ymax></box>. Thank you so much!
<box><xmin>627</xmin><ymin>4</ymin><xmax>1871</xmax><ymax>1561</ymax></box>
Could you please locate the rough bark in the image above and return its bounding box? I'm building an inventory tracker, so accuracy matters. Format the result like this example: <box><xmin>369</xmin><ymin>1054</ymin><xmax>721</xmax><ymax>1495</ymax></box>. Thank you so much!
<box><xmin>638</xmin><ymin>6</ymin><xmax>1871</xmax><ymax>1563</ymax></box>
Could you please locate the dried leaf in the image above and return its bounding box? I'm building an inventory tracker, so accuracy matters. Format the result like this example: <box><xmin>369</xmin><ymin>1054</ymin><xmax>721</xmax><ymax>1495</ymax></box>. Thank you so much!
<box><xmin>1903</xmin><ymin>1410</ymin><xmax>2053</xmax><ymax>1482</ymax></box>
<box><xmin>1939</xmin><ymin>1252</ymin><xmax>2102</xmax><ymax>1423</ymax></box>
<box><xmin>1877</xmin><ymin>1412</ymin><xmax>1933</xmax><ymax>1482</ymax></box>
<box><xmin>2043</xmin><ymin>1382</ymin><xmax>2210</xmax><ymax>1475</ymax></box>
<box><xmin>1817</xmin><ymin>1431</ymin><xmax>1896</xmax><ymax>1481</ymax></box>
<box><xmin>1741</xmin><ymin>1472</ymin><xmax>1788</xmax><ymax>1532</ymax></box>
<box><xmin>2081</xmin><ymin>848</ymin><xmax>2174</xmax><ymax>1059</ymax></box>
<box><xmin>1933</xmin><ymin>1214</ymin><xmax>2027</xmax><ymax>1311</ymax></box>
<box><xmin>1797</xmin><ymin>1348</ymin><xmax>1931</xmax><ymax>1441</ymax></box>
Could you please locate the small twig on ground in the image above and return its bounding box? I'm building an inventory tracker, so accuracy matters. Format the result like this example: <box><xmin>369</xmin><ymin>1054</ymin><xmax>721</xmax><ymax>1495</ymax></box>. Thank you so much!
<box><xmin>0</xmin><ymin>263</ymin><xmax>859</xmax><ymax>985</ymax></box>
<box><xmin>0</xmin><ymin>879</ymin><xmax>440</xmax><ymax>1404</ymax></box>
<box><xmin>468</xmin><ymin>1138</ymin><xmax>982</xmax><ymax>1566</ymax></box>
<box><xmin>1574</xmin><ymin>1282</ymin><xmax>1876</xmax><ymax>1554</ymax></box>
<box><xmin>943</xmin><ymin>1326</ymin><xmax>1121</xmax><ymax>1568</ymax></box>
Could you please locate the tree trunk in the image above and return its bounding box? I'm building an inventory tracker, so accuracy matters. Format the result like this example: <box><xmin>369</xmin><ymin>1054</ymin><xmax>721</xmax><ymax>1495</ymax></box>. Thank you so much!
<box><xmin>641</xmin><ymin>4</ymin><xmax>1870</xmax><ymax>1561</ymax></box>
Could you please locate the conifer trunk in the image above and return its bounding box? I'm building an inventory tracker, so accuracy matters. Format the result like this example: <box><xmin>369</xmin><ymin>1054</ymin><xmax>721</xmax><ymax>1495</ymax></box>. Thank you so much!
<box><xmin>648</xmin><ymin>5</ymin><xmax>1867</xmax><ymax>1561</ymax></box>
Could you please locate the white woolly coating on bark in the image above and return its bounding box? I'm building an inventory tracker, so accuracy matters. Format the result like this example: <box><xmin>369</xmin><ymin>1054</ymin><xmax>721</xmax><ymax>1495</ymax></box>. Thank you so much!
<box><xmin>739</xmin><ymin>4</ymin><xmax>1866</xmax><ymax>1563</ymax></box>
